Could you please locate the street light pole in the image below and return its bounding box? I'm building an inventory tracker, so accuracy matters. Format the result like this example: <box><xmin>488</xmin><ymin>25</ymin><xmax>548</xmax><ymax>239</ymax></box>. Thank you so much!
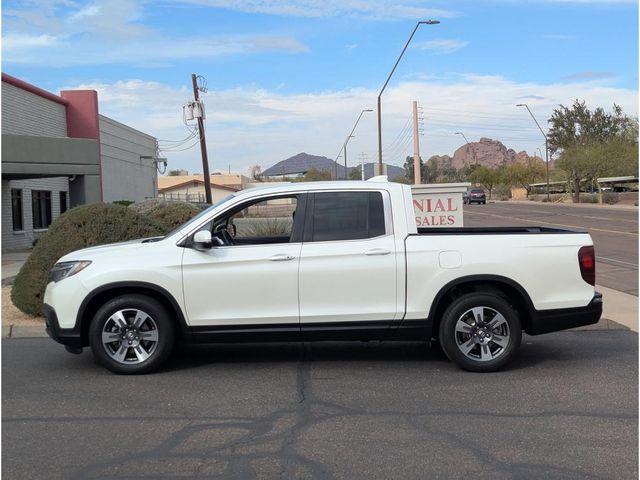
<box><xmin>377</xmin><ymin>20</ymin><xmax>440</xmax><ymax>175</ymax></box>
<box><xmin>455</xmin><ymin>131</ymin><xmax>477</xmax><ymax>165</ymax></box>
<box><xmin>516</xmin><ymin>103</ymin><xmax>550</xmax><ymax>201</ymax></box>
<box><xmin>344</xmin><ymin>109</ymin><xmax>373</xmax><ymax>179</ymax></box>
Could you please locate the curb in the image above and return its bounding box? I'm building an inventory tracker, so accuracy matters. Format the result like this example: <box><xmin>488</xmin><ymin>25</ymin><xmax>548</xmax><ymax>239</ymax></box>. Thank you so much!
<box><xmin>2</xmin><ymin>325</ymin><xmax>48</xmax><ymax>339</ymax></box>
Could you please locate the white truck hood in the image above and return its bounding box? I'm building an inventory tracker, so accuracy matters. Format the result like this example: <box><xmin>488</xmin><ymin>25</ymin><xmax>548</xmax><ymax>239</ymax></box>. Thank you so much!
<box><xmin>57</xmin><ymin>237</ymin><xmax>162</xmax><ymax>262</ymax></box>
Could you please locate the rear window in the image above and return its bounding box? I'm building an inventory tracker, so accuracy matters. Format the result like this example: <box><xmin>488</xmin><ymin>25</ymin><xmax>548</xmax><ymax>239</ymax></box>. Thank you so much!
<box><xmin>470</xmin><ymin>189</ymin><xmax>485</xmax><ymax>194</ymax></box>
<box><xmin>309</xmin><ymin>191</ymin><xmax>386</xmax><ymax>242</ymax></box>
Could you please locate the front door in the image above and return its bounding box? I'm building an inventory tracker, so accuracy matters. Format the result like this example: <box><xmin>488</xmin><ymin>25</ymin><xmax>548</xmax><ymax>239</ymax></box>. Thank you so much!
<box><xmin>182</xmin><ymin>194</ymin><xmax>304</xmax><ymax>327</ymax></box>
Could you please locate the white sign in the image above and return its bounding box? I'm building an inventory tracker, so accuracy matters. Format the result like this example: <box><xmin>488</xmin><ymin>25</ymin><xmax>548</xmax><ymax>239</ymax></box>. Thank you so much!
<box><xmin>412</xmin><ymin>183</ymin><xmax>469</xmax><ymax>228</ymax></box>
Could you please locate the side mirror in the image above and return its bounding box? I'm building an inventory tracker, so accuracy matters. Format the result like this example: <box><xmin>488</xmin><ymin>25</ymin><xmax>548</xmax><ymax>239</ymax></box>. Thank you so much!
<box><xmin>193</xmin><ymin>230</ymin><xmax>212</xmax><ymax>250</ymax></box>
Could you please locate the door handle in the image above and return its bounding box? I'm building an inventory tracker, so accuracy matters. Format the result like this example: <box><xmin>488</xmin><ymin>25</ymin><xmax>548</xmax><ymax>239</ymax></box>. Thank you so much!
<box><xmin>268</xmin><ymin>254</ymin><xmax>296</xmax><ymax>261</ymax></box>
<box><xmin>364</xmin><ymin>248</ymin><xmax>391</xmax><ymax>256</ymax></box>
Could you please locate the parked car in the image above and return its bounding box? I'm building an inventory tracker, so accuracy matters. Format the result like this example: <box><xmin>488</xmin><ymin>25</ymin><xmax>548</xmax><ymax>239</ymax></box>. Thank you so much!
<box><xmin>465</xmin><ymin>188</ymin><xmax>486</xmax><ymax>204</ymax></box>
<box><xmin>44</xmin><ymin>179</ymin><xmax>601</xmax><ymax>374</ymax></box>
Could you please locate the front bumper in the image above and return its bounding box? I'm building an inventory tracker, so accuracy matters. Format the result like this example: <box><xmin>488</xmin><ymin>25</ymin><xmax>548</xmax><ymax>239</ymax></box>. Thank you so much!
<box><xmin>526</xmin><ymin>292</ymin><xmax>603</xmax><ymax>335</ymax></box>
<box><xmin>43</xmin><ymin>303</ymin><xmax>83</xmax><ymax>352</ymax></box>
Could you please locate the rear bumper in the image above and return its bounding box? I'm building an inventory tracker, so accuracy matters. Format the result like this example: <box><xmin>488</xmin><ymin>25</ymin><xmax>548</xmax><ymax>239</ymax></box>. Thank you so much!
<box><xmin>526</xmin><ymin>292</ymin><xmax>603</xmax><ymax>335</ymax></box>
<box><xmin>42</xmin><ymin>303</ymin><xmax>83</xmax><ymax>350</ymax></box>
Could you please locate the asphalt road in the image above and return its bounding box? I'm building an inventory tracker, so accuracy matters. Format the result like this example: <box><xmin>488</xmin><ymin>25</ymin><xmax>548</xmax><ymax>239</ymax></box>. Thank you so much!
<box><xmin>3</xmin><ymin>334</ymin><xmax>637</xmax><ymax>479</ymax></box>
<box><xmin>464</xmin><ymin>202</ymin><xmax>638</xmax><ymax>296</ymax></box>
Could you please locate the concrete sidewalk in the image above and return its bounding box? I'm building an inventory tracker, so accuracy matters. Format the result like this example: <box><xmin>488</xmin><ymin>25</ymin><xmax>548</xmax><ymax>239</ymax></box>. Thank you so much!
<box><xmin>597</xmin><ymin>285</ymin><xmax>638</xmax><ymax>332</ymax></box>
<box><xmin>1</xmin><ymin>249</ymin><xmax>31</xmax><ymax>286</ymax></box>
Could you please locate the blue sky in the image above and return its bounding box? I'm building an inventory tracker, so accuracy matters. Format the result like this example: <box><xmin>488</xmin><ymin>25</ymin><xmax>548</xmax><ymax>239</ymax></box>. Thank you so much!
<box><xmin>3</xmin><ymin>0</ymin><xmax>638</xmax><ymax>174</ymax></box>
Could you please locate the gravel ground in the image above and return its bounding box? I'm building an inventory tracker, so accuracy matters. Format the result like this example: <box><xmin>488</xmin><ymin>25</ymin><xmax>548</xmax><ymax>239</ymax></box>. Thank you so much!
<box><xmin>1</xmin><ymin>287</ymin><xmax>43</xmax><ymax>327</ymax></box>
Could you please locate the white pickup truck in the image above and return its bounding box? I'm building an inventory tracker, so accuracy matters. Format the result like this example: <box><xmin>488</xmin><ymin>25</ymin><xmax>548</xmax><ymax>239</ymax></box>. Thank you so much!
<box><xmin>43</xmin><ymin>179</ymin><xmax>602</xmax><ymax>374</ymax></box>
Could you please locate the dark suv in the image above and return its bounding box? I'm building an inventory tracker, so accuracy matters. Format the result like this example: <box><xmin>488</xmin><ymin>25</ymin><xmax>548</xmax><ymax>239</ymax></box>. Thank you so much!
<box><xmin>464</xmin><ymin>188</ymin><xmax>486</xmax><ymax>204</ymax></box>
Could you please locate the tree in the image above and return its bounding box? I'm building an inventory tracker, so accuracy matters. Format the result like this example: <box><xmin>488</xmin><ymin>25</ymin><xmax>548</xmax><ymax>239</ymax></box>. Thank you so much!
<box><xmin>300</xmin><ymin>168</ymin><xmax>332</xmax><ymax>182</ymax></box>
<box><xmin>403</xmin><ymin>156</ymin><xmax>424</xmax><ymax>183</ymax></box>
<box><xmin>349</xmin><ymin>167</ymin><xmax>362</xmax><ymax>180</ymax></box>
<box><xmin>558</xmin><ymin>138</ymin><xmax>638</xmax><ymax>201</ymax></box>
<box><xmin>249</xmin><ymin>164</ymin><xmax>263</xmax><ymax>181</ymax></box>
<box><xmin>167</xmin><ymin>169</ymin><xmax>184</xmax><ymax>176</ymax></box>
<box><xmin>469</xmin><ymin>167</ymin><xmax>501</xmax><ymax>199</ymax></box>
<box><xmin>548</xmin><ymin>101</ymin><xmax>637</xmax><ymax>201</ymax></box>
<box><xmin>548</xmin><ymin>100</ymin><xmax>634</xmax><ymax>154</ymax></box>
<box><xmin>505</xmin><ymin>158</ymin><xmax>545</xmax><ymax>197</ymax></box>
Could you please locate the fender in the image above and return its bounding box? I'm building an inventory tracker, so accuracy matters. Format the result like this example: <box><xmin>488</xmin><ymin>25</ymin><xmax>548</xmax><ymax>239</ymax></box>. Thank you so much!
<box><xmin>76</xmin><ymin>281</ymin><xmax>190</xmax><ymax>334</ymax></box>
<box><xmin>424</xmin><ymin>274</ymin><xmax>536</xmax><ymax>332</ymax></box>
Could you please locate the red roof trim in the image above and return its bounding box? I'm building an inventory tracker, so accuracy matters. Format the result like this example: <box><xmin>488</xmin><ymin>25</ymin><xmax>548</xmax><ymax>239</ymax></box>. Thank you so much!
<box><xmin>2</xmin><ymin>72</ymin><xmax>69</xmax><ymax>106</ymax></box>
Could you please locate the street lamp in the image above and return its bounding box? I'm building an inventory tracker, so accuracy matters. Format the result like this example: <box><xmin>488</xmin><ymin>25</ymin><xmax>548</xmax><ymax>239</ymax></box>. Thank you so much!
<box><xmin>377</xmin><ymin>20</ymin><xmax>440</xmax><ymax>174</ymax></box>
<box><xmin>344</xmin><ymin>109</ymin><xmax>373</xmax><ymax>179</ymax></box>
<box><xmin>516</xmin><ymin>103</ymin><xmax>550</xmax><ymax>201</ymax></box>
<box><xmin>455</xmin><ymin>131</ymin><xmax>477</xmax><ymax>165</ymax></box>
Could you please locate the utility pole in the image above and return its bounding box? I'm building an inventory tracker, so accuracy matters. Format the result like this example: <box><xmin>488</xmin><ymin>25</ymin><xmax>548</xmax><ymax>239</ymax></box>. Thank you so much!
<box><xmin>359</xmin><ymin>152</ymin><xmax>368</xmax><ymax>181</ymax></box>
<box><xmin>191</xmin><ymin>73</ymin><xmax>212</xmax><ymax>204</ymax></box>
<box><xmin>412</xmin><ymin>101</ymin><xmax>421</xmax><ymax>185</ymax></box>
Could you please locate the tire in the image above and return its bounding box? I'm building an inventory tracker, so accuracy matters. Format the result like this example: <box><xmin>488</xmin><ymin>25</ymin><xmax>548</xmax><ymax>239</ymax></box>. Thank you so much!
<box><xmin>438</xmin><ymin>292</ymin><xmax>521</xmax><ymax>372</ymax></box>
<box><xmin>89</xmin><ymin>294</ymin><xmax>175</xmax><ymax>374</ymax></box>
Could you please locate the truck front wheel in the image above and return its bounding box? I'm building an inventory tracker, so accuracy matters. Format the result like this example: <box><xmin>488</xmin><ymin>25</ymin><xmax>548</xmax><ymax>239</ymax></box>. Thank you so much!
<box><xmin>89</xmin><ymin>295</ymin><xmax>175</xmax><ymax>374</ymax></box>
<box><xmin>438</xmin><ymin>293</ymin><xmax>521</xmax><ymax>372</ymax></box>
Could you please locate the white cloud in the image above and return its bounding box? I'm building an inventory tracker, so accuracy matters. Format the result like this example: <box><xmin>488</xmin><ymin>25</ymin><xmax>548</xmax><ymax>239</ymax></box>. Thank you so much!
<box><xmin>2</xmin><ymin>33</ymin><xmax>309</xmax><ymax>66</ymax></box>
<box><xmin>2</xmin><ymin>0</ymin><xmax>310</xmax><ymax>66</ymax></box>
<box><xmin>66</xmin><ymin>74</ymin><xmax>638</xmax><ymax>176</ymax></box>
<box><xmin>1</xmin><ymin>33</ymin><xmax>59</xmax><ymax>50</ymax></box>
<box><xmin>413</xmin><ymin>39</ymin><xmax>469</xmax><ymax>54</ymax></box>
<box><xmin>178</xmin><ymin>0</ymin><xmax>459</xmax><ymax>20</ymax></box>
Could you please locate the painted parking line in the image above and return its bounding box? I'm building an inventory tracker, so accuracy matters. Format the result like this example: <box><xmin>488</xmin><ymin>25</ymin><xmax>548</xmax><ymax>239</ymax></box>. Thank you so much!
<box><xmin>597</xmin><ymin>256</ymin><xmax>639</xmax><ymax>269</ymax></box>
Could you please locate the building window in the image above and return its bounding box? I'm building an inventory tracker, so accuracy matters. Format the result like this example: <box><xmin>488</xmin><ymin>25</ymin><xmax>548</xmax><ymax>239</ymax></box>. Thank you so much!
<box><xmin>32</xmin><ymin>190</ymin><xmax>52</xmax><ymax>230</ymax></box>
<box><xmin>59</xmin><ymin>191</ymin><xmax>68</xmax><ymax>214</ymax></box>
<box><xmin>11</xmin><ymin>189</ymin><xmax>23</xmax><ymax>231</ymax></box>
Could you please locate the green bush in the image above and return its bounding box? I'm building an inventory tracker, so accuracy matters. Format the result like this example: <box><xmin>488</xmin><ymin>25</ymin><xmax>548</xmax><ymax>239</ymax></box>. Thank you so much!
<box><xmin>129</xmin><ymin>199</ymin><xmax>202</xmax><ymax>231</ymax></box>
<box><xmin>112</xmin><ymin>200</ymin><xmax>134</xmax><ymax>206</ymax></box>
<box><xmin>579</xmin><ymin>194</ymin><xmax>599</xmax><ymax>204</ymax></box>
<box><xmin>602</xmin><ymin>192</ymin><xmax>620</xmax><ymax>205</ymax></box>
<box><xmin>11</xmin><ymin>204</ymin><xmax>166</xmax><ymax>316</ymax></box>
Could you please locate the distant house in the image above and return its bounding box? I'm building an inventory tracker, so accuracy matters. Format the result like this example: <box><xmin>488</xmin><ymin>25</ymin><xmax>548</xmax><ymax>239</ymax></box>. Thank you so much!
<box><xmin>158</xmin><ymin>176</ymin><xmax>239</xmax><ymax>203</ymax></box>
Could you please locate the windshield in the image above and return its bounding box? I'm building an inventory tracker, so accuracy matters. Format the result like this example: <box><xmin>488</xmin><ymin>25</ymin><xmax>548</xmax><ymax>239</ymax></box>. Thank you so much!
<box><xmin>164</xmin><ymin>193</ymin><xmax>237</xmax><ymax>239</ymax></box>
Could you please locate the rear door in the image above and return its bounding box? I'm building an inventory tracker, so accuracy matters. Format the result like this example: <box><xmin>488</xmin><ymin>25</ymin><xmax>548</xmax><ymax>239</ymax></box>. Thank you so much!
<box><xmin>298</xmin><ymin>190</ymin><xmax>398</xmax><ymax>331</ymax></box>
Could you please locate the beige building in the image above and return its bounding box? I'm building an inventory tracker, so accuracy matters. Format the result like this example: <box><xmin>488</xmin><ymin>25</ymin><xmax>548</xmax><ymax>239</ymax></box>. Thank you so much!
<box><xmin>158</xmin><ymin>176</ymin><xmax>238</xmax><ymax>203</ymax></box>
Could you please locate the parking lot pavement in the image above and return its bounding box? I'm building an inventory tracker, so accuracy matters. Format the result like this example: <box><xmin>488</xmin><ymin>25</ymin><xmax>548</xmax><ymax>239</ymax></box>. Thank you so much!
<box><xmin>3</xmin><ymin>334</ymin><xmax>637</xmax><ymax>479</ymax></box>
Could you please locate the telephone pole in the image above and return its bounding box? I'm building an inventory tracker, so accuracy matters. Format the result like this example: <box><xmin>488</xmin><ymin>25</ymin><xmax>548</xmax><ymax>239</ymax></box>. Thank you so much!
<box><xmin>412</xmin><ymin>101</ymin><xmax>421</xmax><ymax>185</ymax></box>
<box><xmin>359</xmin><ymin>152</ymin><xmax>368</xmax><ymax>180</ymax></box>
<box><xmin>191</xmin><ymin>73</ymin><xmax>212</xmax><ymax>204</ymax></box>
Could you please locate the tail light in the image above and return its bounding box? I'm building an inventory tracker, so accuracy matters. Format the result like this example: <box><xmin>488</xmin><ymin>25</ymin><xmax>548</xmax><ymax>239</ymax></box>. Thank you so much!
<box><xmin>578</xmin><ymin>246</ymin><xmax>596</xmax><ymax>286</ymax></box>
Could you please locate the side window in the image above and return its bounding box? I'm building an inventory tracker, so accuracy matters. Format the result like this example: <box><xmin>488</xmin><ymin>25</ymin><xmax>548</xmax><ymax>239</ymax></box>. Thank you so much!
<box><xmin>206</xmin><ymin>195</ymin><xmax>301</xmax><ymax>246</ymax></box>
<box><xmin>231</xmin><ymin>197</ymin><xmax>297</xmax><ymax>242</ymax></box>
<box><xmin>310</xmin><ymin>191</ymin><xmax>386</xmax><ymax>242</ymax></box>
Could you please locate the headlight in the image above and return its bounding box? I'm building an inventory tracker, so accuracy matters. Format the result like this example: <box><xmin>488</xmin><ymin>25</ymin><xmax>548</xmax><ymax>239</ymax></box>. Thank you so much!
<box><xmin>48</xmin><ymin>261</ymin><xmax>92</xmax><ymax>283</ymax></box>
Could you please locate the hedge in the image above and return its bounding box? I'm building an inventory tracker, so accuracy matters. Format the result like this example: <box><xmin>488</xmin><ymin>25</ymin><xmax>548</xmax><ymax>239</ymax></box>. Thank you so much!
<box><xmin>129</xmin><ymin>199</ymin><xmax>202</xmax><ymax>231</ymax></box>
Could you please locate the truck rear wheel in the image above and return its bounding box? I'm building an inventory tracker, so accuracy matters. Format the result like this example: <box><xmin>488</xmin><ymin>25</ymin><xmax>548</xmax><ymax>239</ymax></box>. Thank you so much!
<box><xmin>438</xmin><ymin>292</ymin><xmax>521</xmax><ymax>372</ymax></box>
<box><xmin>89</xmin><ymin>295</ymin><xmax>175</xmax><ymax>374</ymax></box>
